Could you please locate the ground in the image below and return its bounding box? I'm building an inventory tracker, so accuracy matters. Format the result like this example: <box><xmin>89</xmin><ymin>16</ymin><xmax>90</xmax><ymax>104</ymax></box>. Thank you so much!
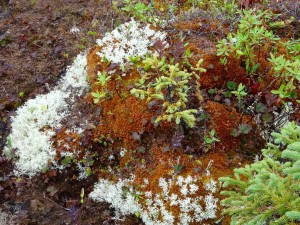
<box><xmin>0</xmin><ymin>0</ymin><xmax>299</xmax><ymax>225</ymax></box>
<box><xmin>0</xmin><ymin>1</ymin><xmax>126</xmax><ymax>224</ymax></box>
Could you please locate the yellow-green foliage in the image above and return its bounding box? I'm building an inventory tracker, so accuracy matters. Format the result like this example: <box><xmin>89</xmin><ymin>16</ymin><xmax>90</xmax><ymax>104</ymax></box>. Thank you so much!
<box><xmin>131</xmin><ymin>54</ymin><xmax>206</xmax><ymax>127</ymax></box>
<box><xmin>219</xmin><ymin>122</ymin><xmax>300</xmax><ymax>225</ymax></box>
<box><xmin>269</xmin><ymin>39</ymin><xmax>300</xmax><ymax>101</ymax></box>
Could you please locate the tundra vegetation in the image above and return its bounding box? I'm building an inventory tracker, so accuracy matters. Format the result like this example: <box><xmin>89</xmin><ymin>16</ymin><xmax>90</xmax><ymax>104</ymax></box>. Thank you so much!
<box><xmin>1</xmin><ymin>0</ymin><xmax>300</xmax><ymax>224</ymax></box>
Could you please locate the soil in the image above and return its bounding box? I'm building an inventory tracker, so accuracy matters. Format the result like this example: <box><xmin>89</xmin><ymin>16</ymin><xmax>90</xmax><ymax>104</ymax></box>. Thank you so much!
<box><xmin>0</xmin><ymin>0</ymin><xmax>299</xmax><ymax>225</ymax></box>
<box><xmin>0</xmin><ymin>0</ymin><xmax>129</xmax><ymax>224</ymax></box>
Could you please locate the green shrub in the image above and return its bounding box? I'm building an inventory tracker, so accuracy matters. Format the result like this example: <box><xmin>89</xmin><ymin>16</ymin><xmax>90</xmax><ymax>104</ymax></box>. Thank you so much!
<box><xmin>217</xmin><ymin>9</ymin><xmax>278</xmax><ymax>75</ymax></box>
<box><xmin>269</xmin><ymin>54</ymin><xmax>300</xmax><ymax>100</ymax></box>
<box><xmin>131</xmin><ymin>54</ymin><xmax>206</xmax><ymax>127</ymax></box>
<box><xmin>219</xmin><ymin>122</ymin><xmax>300</xmax><ymax>225</ymax></box>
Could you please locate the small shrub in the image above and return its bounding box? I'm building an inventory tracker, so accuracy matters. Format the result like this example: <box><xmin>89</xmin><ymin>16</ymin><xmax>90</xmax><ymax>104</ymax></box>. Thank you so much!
<box><xmin>269</xmin><ymin>50</ymin><xmax>300</xmax><ymax>101</ymax></box>
<box><xmin>130</xmin><ymin>54</ymin><xmax>206</xmax><ymax>127</ymax></box>
<box><xmin>219</xmin><ymin>122</ymin><xmax>300</xmax><ymax>225</ymax></box>
<box><xmin>217</xmin><ymin>9</ymin><xmax>279</xmax><ymax>75</ymax></box>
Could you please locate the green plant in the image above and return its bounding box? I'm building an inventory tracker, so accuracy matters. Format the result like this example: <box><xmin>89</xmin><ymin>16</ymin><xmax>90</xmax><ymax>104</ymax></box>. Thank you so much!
<box><xmin>173</xmin><ymin>164</ymin><xmax>185</xmax><ymax>174</ymax></box>
<box><xmin>87</xmin><ymin>31</ymin><xmax>97</xmax><ymax>36</ymax></box>
<box><xmin>30</xmin><ymin>0</ymin><xmax>38</xmax><ymax>6</ymax></box>
<box><xmin>231</xmin><ymin>83</ymin><xmax>247</xmax><ymax>112</ymax></box>
<box><xmin>230</xmin><ymin>124</ymin><xmax>252</xmax><ymax>137</ymax></box>
<box><xmin>204</xmin><ymin>129</ymin><xmax>220</xmax><ymax>147</ymax></box>
<box><xmin>282</xmin><ymin>39</ymin><xmax>300</xmax><ymax>60</ymax></box>
<box><xmin>95</xmin><ymin>71</ymin><xmax>111</xmax><ymax>86</ymax></box>
<box><xmin>131</xmin><ymin>54</ymin><xmax>206</xmax><ymax>128</ymax></box>
<box><xmin>269</xmin><ymin>21</ymin><xmax>285</xmax><ymax>29</ymax></box>
<box><xmin>121</xmin><ymin>0</ymin><xmax>155</xmax><ymax>23</ymax></box>
<box><xmin>227</xmin><ymin>81</ymin><xmax>236</xmax><ymax>91</ymax></box>
<box><xmin>208</xmin><ymin>88</ymin><xmax>216</xmax><ymax>94</ymax></box>
<box><xmin>219</xmin><ymin>122</ymin><xmax>300</xmax><ymax>225</ymax></box>
<box><xmin>217</xmin><ymin>9</ymin><xmax>279</xmax><ymax>75</ymax></box>
<box><xmin>0</xmin><ymin>36</ymin><xmax>10</xmax><ymax>47</ymax></box>
<box><xmin>91</xmin><ymin>90</ymin><xmax>106</xmax><ymax>104</ymax></box>
<box><xmin>269</xmin><ymin>53</ymin><xmax>300</xmax><ymax>101</ymax></box>
<box><xmin>80</xmin><ymin>188</ymin><xmax>85</xmax><ymax>204</ymax></box>
<box><xmin>91</xmin><ymin>71</ymin><xmax>112</xmax><ymax>104</ymax></box>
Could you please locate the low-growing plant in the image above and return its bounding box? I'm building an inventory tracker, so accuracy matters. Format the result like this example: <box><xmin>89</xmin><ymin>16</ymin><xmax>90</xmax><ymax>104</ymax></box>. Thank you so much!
<box><xmin>130</xmin><ymin>54</ymin><xmax>206</xmax><ymax>128</ymax></box>
<box><xmin>185</xmin><ymin>0</ymin><xmax>239</xmax><ymax>20</ymax></box>
<box><xmin>91</xmin><ymin>90</ymin><xmax>106</xmax><ymax>104</ymax></box>
<box><xmin>122</xmin><ymin>0</ymin><xmax>152</xmax><ymax>19</ymax></box>
<box><xmin>217</xmin><ymin>9</ymin><xmax>279</xmax><ymax>75</ymax></box>
<box><xmin>282</xmin><ymin>39</ymin><xmax>300</xmax><ymax>60</ymax></box>
<box><xmin>231</xmin><ymin>123</ymin><xmax>252</xmax><ymax>137</ymax></box>
<box><xmin>227</xmin><ymin>81</ymin><xmax>236</xmax><ymax>91</ymax></box>
<box><xmin>231</xmin><ymin>83</ymin><xmax>247</xmax><ymax>112</ymax></box>
<box><xmin>204</xmin><ymin>129</ymin><xmax>220</xmax><ymax>148</ymax></box>
<box><xmin>219</xmin><ymin>121</ymin><xmax>300</xmax><ymax>225</ymax></box>
<box><xmin>95</xmin><ymin>71</ymin><xmax>111</xmax><ymax>86</ymax></box>
<box><xmin>80</xmin><ymin>188</ymin><xmax>85</xmax><ymax>204</ymax></box>
<box><xmin>269</xmin><ymin>53</ymin><xmax>300</xmax><ymax>101</ymax></box>
<box><xmin>91</xmin><ymin>71</ymin><xmax>112</xmax><ymax>104</ymax></box>
<box><xmin>121</xmin><ymin>0</ymin><xmax>159</xmax><ymax>24</ymax></box>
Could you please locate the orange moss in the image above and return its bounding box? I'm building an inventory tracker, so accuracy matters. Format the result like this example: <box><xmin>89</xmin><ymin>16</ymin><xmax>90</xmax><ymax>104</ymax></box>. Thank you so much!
<box><xmin>86</xmin><ymin>47</ymin><xmax>159</xmax><ymax>165</ymax></box>
<box><xmin>87</xmin><ymin>46</ymin><xmax>102</xmax><ymax>81</ymax></box>
<box><xmin>201</xmin><ymin>53</ymin><xmax>247</xmax><ymax>89</ymax></box>
<box><xmin>176</xmin><ymin>20</ymin><xmax>202</xmax><ymax>31</ymax></box>
<box><xmin>85</xmin><ymin>30</ymin><xmax>268</xmax><ymax>224</ymax></box>
<box><xmin>131</xmin><ymin>143</ymin><xmax>243</xmax><ymax>224</ymax></box>
<box><xmin>205</xmin><ymin>101</ymin><xmax>242</xmax><ymax>150</ymax></box>
<box><xmin>94</xmin><ymin>96</ymin><xmax>153</xmax><ymax>148</ymax></box>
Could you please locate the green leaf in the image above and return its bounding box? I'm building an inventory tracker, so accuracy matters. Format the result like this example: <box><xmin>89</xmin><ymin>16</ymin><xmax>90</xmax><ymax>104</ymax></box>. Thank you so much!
<box><xmin>208</xmin><ymin>89</ymin><xmax>215</xmax><ymax>94</ymax></box>
<box><xmin>236</xmin><ymin>50</ymin><xmax>244</xmax><ymax>55</ymax></box>
<box><xmin>238</xmin><ymin>124</ymin><xmax>252</xmax><ymax>134</ymax></box>
<box><xmin>227</xmin><ymin>81</ymin><xmax>236</xmax><ymax>91</ymax></box>
<box><xmin>285</xmin><ymin>211</ymin><xmax>300</xmax><ymax>221</ymax></box>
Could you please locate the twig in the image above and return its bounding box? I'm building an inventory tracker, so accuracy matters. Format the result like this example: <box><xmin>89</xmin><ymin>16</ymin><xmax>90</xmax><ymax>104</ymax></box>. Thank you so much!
<box><xmin>43</xmin><ymin>192</ymin><xmax>70</xmax><ymax>212</ymax></box>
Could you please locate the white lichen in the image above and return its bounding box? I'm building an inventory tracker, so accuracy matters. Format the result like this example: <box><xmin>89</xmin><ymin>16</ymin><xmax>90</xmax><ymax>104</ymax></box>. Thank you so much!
<box><xmin>89</xmin><ymin>177</ymin><xmax>141</xmax><ymax>217</ymax></box>
<box><xmin>3</xmin><ymin>53</ymin><xmax>88</xmax><ymax>177</ymax></box>
<box><xmin>90</xmin><ymin>175</ymin><xmax>219</xmax><ymax>225</ymax></box>
<box><xmin>96</xmin><ymin>18</ymin><xmax>168</xmax><ymax>70</ymax></box>
<box><xmin>70</xmin><ymin>26</ymin><xmax>80</xmax><ymax>34</ymax></box>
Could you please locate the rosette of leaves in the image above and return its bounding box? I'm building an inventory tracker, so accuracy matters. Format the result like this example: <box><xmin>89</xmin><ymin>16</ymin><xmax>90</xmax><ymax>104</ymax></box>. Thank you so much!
<box><xmin>217</xmin><ymin>9</ymin><xmax>279</xmax><ymax>75</ymax></box>
<box><xmin>130</xmin><ymin>54</ymin><xmax>206</xmax><ymax>128</ymax></box>
<box><xmin>91</xmin><ymin>71</ymin><xmax>111</xmax><ymax>104</ymax></box>
<box><xmin>219</xmin><ymin>122</ymin><xmax>300</xmax><ymax>225</ymax></box>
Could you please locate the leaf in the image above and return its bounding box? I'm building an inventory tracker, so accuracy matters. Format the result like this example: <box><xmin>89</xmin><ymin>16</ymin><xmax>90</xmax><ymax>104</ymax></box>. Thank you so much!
<box><xmin>175</xmin><ymin>116</ymin><xmax>181</xmax><ymax>124</ymax></box>
<box><xmin>227</xmin><ymin>81</ymin><xmax>236</xmax><ymax>90</ymax></box>
<box><xmin>236</xmin><ymin>50</ymin><xmax>244</xmax><ymax>55</ymax></box>
<box><xmin>208</xmin><ymin>89</ymin><xmax>215</xmax><ymax>94</ymax></box>
<box><xmin>285</xmin><ymin>211</ymin><xmax>300</xmax><ymax>221</ymax></box>
<box><xmin>238</xmin><ymin>124</ymin><xmax>252</xmax><ymax>134</ymax></box>
<box><xmin>170</xmin><ymin>39</ymin><xmax>185</xmax><ymax>63</ymax></box>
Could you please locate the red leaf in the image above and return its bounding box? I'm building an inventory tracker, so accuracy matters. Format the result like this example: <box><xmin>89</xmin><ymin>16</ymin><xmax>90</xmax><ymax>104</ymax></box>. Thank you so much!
<box><xmin>251</xmin><ymin>83</ymin><xmax>259</xmax><ymax>94</ymax></box>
